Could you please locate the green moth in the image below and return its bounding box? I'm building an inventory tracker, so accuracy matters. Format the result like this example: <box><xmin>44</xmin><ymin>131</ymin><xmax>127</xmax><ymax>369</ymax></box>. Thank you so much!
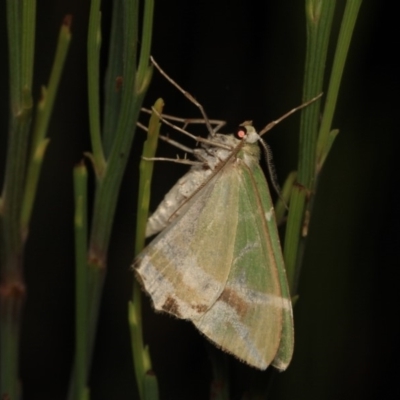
<box><xmin>136</xmin><ymin>126</ymin><xmax>293</xmax><ymax>370</ymax></box>
<box><xmin>135</xmin><ymin>57</ymin><xmax>320</xmax><ymax>371</ymax></box>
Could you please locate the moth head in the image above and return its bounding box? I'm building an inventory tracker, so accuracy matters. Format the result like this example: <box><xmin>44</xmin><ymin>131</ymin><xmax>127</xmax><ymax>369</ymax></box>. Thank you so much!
<box><xmin>236</xmin><ymin>123</ymin><xmax>261</xmax><ymax>144</ymax></box>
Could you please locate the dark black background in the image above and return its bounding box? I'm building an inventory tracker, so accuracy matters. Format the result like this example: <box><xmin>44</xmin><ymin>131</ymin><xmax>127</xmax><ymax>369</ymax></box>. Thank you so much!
<box><xmin>0</xmin><ymin>1</ymin><xmax>398</xmax><ymax>399</ymax></box>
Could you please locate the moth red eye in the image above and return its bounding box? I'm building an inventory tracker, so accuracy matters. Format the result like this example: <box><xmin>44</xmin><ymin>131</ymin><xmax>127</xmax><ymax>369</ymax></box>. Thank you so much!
<box><xmin>236</xmin><ymin>126</ymin><xmax>247</xmax><ymax>140</ymax></box>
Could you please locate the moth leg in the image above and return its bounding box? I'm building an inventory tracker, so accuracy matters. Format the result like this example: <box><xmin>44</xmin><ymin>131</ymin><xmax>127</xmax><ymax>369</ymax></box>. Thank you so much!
<box><xmin>151</xmin><ymin>106</ymin><xmax>231</xmax><ymax>150</ymax></box>
<box><xmin>140</xmin><ymin>107</ymin><xmax>226</xmax><ymax>132</ymax></box>
<box><xmin>138</xmin><ymin>118</ymin><xmax>223</xmax><ymax>154</ymax></box>
<box><xmin>142</xmin><ymin>156</ymin><xmax>204</xmax><ymax>166</ymax></box>
<box><xmin>159</xmin><ymin>135</ymin><xmax>196</xmax><ymax>154</ymax></box>
<box><xmin>151</xmin><ymin>56</ymin><xmax>215</xmax><ymax>136</ymax></box>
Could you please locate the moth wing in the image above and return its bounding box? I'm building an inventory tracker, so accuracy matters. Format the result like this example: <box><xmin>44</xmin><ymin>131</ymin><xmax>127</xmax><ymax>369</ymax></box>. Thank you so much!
<box><xmin>145</xmin><ymin>167</ymin><xmax>212</xmax><ymax>237</ymax></box>
<box><xmin>146</xmin><ymin>134</ymin><xmax>236</xmax><ymax>237</ymax></box>
<box><xmin>251</xmin><ymin>163</ymin><xmax>294</xmax><ymax>370</ymax></box>
<box><xmin>136</xmin><ymin>165</ymin><xmax>241</xmax><ymax>320</ymax></box>
<box><xmin>193</xmin><ymin>162</ymin><xmax>293</xmax><ymax>370</ymax></box>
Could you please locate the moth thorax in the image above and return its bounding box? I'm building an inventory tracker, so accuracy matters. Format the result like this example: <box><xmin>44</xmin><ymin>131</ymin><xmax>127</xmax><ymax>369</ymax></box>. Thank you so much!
<box><xmin>234</xmin><ymin>125</ymin><xmax>261</xmax><ymax>168</ymax></box>
<box><xmin>241</xmin><ymin>141</ymin><xmax>261</xmax><ymax>167</ymax></box>
<box><xmin>240</xmin><ymin>125</ymin><xmax>260</xmax><ymax>144</ymax></box>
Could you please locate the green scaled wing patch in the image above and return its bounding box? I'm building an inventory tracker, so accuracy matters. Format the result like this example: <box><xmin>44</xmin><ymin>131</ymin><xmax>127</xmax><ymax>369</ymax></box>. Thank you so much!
<box><xmin>136</xmin><ymin>160</ymin><xmax>240</xmax><ymax>321</ymax></box>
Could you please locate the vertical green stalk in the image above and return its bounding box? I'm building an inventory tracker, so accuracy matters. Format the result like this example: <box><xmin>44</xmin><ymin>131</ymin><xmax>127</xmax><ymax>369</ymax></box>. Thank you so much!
<box><xmin>1</xmin><ymin>3</ymin><xmax>70</xmax><ymax>399</ymax></box>
<box><xmin>73</xmin><ymin>164</ymin><xmax>90</xmax><ymax>400</ymax></box>
<box><xmin>284</xmin><ymin>0</ymin><xmax>363</xmax><ymax>294</ymax></box>
<box><xmin>69</xmin><ymin>1</ymin><xmax>155</xmax><ymax>398</ymax></box>
<box><xmin>102</xmin><ymin>0</ymin><xmax>123</xmax><ymax>156</ymax></box>
<box><xmin>131</xmin><ymin>99</ymin><xmax>163</xmax><ymax>400</ymax></box>
<box><xmin>87</xmin><ymin>0</ymin><xmax>106</xmax><ymax>177</ymax></box>
<box><xmin>0</xmin><ymin>2</ymin><xmax>35</xmax><ymax>398</ymax></box>
<box><xmin>21</xmin><ymin>16</ymin><xmax>72</xmax><ymax>240</ymax></box>
<box><xmin>87</xmin><ymin>0</ymin><xmax>154</xmax><ymax>266</ymax></box>
<box><xmin>316</xmin><ymin>0</ymin><xmax>363</xmax><ymax>171</ymax></box>
<box><xmin>284</xmin><ymin>0</ymin><xmax>336</xmax><ymax>293</ymax></box>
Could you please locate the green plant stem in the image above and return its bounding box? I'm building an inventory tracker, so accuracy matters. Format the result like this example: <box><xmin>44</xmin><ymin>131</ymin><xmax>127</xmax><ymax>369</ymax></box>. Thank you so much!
<box><xmin>284</xmin><ymin>0</ymin><xmax>336</xmax><ymax>294</ymax></box>
<box><xmin>6</xmin><ymin>0</ymin><xmax>22</xmax><ymax>109</ymax></box>
<box><xmin>21</xmin><ymin>16</ymin><xmax>72</xmax><ymax>240</ymax></box>
<box><xmin>1</xmin><ymin>1</ymin><xmax>36</xmax><ymax>398</ymax></box>
<box><xmin>87</xmin><ymin>0</ymin><xmax>106</xmax><ymax>177</ymax></box>
<box><xmin>73</xmin><ymin>164</ymin><xmax>89</xmax><ymax>400</ymax></box>
<box><xmin>69</xmin><ymin>1</ymin><xmax>154</xmax><ymax>398</ymax></box>
<box><xmin>284</xmin><ymin>0</ymin><xmax>363</xmax><ymax>295</ymax></box>
<box><xmin>88</xmin><ymin>0</ymin><xmax>153</xmax><ymax>268</ymax></box>
<box><xmin>275</xmin><ymin>171</ymin><xmax>297</xmax><ymax>226</ymax></box>
<box><xmin>134</xmin><ymin>99</ymin><xmax>163</xmax><ymax>255</ymax></box>
<box><xmin>102</xmin><ymin>0</ymin><xmax>123</xmax><ymax>156</ymax></box>
<box><xmin>21</xmin><ymin>0</ymin><xmax>36</xmax><ymax>91</ymax></box>
<box><xmin>131</xmin><ymin>99</ymin><xmax>163</xmax><ymax>399</ymax></box>
<box><xmin>0</xmin><ymin>295</ymin><xmax>22</xmax><ymax>400</ymax></box>
<box><xmin>317</xmin><ymin>0</ymin><xmax>363</xmax><ymax>171</ymax></box>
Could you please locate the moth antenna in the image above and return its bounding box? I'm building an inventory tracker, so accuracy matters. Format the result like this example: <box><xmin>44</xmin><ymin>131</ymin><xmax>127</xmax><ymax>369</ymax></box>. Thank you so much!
<box><xmin>258</xmin><ymin>138</ymin><xmax>288</xmax><ymax>209</ymax></box>
<box><xmin>151</xmin><ymin>56</ymin><xmax>215</xmax><ymax>136</ymax></box>
<box><xmin>259</xmin><ymin>93</ymin><xmax>323</xmax><ymax>137</ymax></box>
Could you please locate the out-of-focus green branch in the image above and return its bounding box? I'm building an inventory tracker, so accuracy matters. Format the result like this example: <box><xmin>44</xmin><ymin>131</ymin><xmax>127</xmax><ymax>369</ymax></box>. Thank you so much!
<box><xmin>284</xmin><ymin>0</ymin><xmax>363</xmax><ymax>294</ymax></box>
<box><xmin>131</xmin><ymin>99</ymin><xmax>163</xmax><ymax>400</ymax></box>
<box><xmin>1</xmin><ymin>4</ymin><xmax>70</xmax><ymax>399</ymax></box>
<box><xmin>69</xmin><ymin>1</ymin><xmax>155</xmax><ymax>398</ymax></box>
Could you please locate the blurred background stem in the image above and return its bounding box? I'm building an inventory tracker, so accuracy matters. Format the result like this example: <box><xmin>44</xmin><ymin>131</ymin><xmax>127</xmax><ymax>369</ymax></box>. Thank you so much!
<box><xmin>0</xmin><ymin>2</ymin><xmax>70</xmax><ymax>398</ymax></box>
<box><xmin>69</xmin><ymin>1</ymin><xmax>155</xmax><ymax>398</ymax></box>
<box><xmin>131</xmin><ymin>99</ymin><xmax>163</xmax><ymax>400</ymax></box>
<box><xmin>284</xmin><ymin>0</ymin><xmax>363</xmax><ymax>294</ymax></box>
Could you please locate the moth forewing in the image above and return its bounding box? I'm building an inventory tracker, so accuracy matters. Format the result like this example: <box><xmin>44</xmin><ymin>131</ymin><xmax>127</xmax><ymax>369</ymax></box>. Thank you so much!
<box><xmin>136</xmin><ymin>163</ymin><xmax>241</xmax><ymax>320</ymax></box>
<box><xmin>250</xmin><ymin>161</ymin><xmax>294</xmax><ymax>370</ymax></box>
<box><xmin>145</xmin><ymin>133</ymin><xmax>240</xmax><ymax>237</ymax></box>
<box><xmin>145</xmin><ymin>166</ymin><xmax>212</xmax><ymax>237</ymax></box>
